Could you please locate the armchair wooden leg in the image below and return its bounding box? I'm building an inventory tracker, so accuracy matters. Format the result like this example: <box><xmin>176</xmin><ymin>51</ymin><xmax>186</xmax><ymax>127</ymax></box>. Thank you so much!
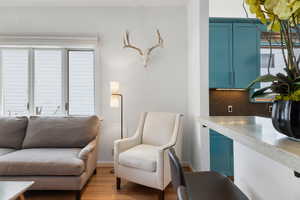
<box><xmin>75</xmin><ymin>190</ymin><xmax>81</xmax><ymax>200</ymax></box>
<box><xmin>116</xmin><ymin>177</ymin><xmax>121</xmax><ymax>190</ymax></box>
<box><xmin>159</xmin><ymin>189</ymin><xmax>165</xmax><ymax>200</ymax></box>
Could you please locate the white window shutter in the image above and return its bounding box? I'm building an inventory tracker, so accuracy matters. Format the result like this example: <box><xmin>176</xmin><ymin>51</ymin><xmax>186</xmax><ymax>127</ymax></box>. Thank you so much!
<box><xmin>2</xmin><ymin>49</ymin><xmax>29</xmax><ymax>116</ymax></box>
<box><xmin>34</xmin><ymin>50</ymin><xmax>63</xmax><ymax>115</ymax></box>
<box><xmin>68</xmin><ymin>51</ymin><xmax>95</xmax><ymax>115</ymax></box>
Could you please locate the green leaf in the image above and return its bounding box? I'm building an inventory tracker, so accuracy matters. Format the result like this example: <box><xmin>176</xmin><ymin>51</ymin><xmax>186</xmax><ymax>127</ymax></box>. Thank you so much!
<box><xmin>251</xmin><ymin>86</ymin><xmax>272</xmax><ymax>98</ymax></box>
<box><xmin>294</xmin><ymin>76</ymin><xmax>300</xmax><ymax>82</ymax></box>
<box><xmin>284</xmin><ymin>68</ymin><xmax>295</xmax><ymax>80</ymax></box>
<box><xmin>247</xmin><ymin>74</ymin><xmax>279</xmax><ymax>89</ymax></box>
<box><xmin>292</xmin><ymin>81</ymin><xmax>300</xmax><ymax>86</ymax></box>
<box><xmin>271</xmin><ymin>82</ymin><xmax>290</xmax><ymax>94</ymax></box>
<box><xmin>276</xmin><ymin>73</ymin><xmax>291</xmax><ymax>82</ymax></box>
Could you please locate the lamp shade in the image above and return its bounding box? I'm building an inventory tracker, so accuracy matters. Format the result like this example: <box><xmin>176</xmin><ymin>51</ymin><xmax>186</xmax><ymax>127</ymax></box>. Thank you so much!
<box><xmin>110</xmin><ymin>81</ymin><xmax>120</xmax><ymax>94</ymax></box>
<box><xmin>110</xmin><ymin>95</ymin><xmax>120</xmax><ymax>108</ymax></box>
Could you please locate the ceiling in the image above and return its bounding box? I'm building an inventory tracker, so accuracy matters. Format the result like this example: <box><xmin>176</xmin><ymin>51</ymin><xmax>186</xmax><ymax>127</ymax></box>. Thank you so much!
<box><xmin>0</xmin><ymin>0</ymin><xmax>188</xmax><ymax>7</ymax></box>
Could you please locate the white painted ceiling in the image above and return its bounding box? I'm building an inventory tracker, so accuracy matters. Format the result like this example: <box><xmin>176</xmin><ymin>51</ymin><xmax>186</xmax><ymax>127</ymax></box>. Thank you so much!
<box><xmin>0</xmin><ymin>0</ymin><xmax>188</xmax><ymax>7</ymax></box>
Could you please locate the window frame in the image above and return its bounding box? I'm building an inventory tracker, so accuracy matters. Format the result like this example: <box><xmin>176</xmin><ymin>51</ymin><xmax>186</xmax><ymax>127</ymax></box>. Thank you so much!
<box><xmin>0</xmin><ymin>47</ymin><xmax>96</xmax><ymax>116</ymax></box>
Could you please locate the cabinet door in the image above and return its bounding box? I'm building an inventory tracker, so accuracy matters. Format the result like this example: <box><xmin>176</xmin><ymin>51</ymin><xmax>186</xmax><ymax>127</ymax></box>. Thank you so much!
<box><xmin>209</xmin><ymin>23</ymin><xmax>233</xmax><ymax>88</ymax></box>
<box><xmin>209</xmin><ymin>130</ymin><xmax>234</xmax><ymax>177</ymax></box>
<box><xmin>233</xmin><ymin>23</ymin><xmax>260</xmax><ymax>89</ymax></box>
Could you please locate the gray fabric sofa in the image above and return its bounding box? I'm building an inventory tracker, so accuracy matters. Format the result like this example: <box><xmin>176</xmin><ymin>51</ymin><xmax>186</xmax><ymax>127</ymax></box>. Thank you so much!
<box><xmin>0</xmin><ymin>115</ymin><xmax>100</xmax><ymax>200</ymax></box>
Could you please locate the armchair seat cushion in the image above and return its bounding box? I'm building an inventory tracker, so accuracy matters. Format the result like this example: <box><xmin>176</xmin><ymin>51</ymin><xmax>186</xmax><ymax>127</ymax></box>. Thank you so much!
<box><xmin>0</xmin><ymin>148</ymin><xmax>84</xmax><ymax>176</ymax></box>
<box><xmin>0</xmin><ymin>148</ymin><xmax>15</xmax><ymax>156</ymax></box>
<box><xmin>119</xmin><ymin>144</ymin><xmax>159</xmax><ymax>172</ymax></box>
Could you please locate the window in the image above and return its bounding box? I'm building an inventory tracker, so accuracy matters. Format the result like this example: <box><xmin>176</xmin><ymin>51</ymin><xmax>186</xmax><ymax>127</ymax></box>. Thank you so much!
<box><xmin>69</xmin><ymin>51</ymin><xmax>95</xmax><ymax>115</ymax></box>
<box><xmin>34</xmin><ymin>50</ymin><xmax>63</xmax><ymax>115</ymax></box>
<box><xmin>0</xmin><ymin>48</ymin><xmax>95</xmax><ymax>116</ymax></box>
<box><xmin>2</xmin><ymin>49</ymin><xmax>29</xmax><ymax>116</ymax></box>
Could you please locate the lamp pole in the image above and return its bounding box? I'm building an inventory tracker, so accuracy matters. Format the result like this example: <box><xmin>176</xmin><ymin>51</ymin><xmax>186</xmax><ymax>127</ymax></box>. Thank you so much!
<box><xmin>112</xmin><ymin>93</ymin><xmax>123</xmax><ymax>139</ymax></box>
<box><xmin>110</xmin><ymin>93</ymin><xmax>123</xmax><ymax>174</ymax></box>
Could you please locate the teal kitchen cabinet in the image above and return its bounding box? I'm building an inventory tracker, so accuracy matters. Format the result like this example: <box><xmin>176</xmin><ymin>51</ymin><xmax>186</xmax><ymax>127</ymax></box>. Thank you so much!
<box><xmin>209</xmin><ymin>19</ymin><xmax>261</xmax><ymax>89</ymax></box>
<box><xmin>209</xmin><ymin>23</ymin><xmax>233</xmax><ymax>88</ymax></box>
<box><xmin>233</xmin><ymin>23</ymin><xmax>260</xmax><ymax>89</ymax></box>
<box><xmin>210</xmin><ymin>130</ymin><xmax>234</xmax><ymax>177</ymax></box>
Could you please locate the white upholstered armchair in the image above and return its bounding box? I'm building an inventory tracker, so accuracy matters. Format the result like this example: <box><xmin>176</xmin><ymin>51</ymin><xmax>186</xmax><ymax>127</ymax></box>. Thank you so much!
<box><xmin>114</xmin><ymin>112</ymin><xmax>184</xmax><ymax>200</ymax></box>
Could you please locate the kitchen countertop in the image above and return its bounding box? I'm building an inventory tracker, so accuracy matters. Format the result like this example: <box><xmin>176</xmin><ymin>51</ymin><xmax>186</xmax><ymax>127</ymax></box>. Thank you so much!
<box><xmin>198</xmin><ymin>116</ymin><xmax>300</xmax><ymax>173</ymax></box>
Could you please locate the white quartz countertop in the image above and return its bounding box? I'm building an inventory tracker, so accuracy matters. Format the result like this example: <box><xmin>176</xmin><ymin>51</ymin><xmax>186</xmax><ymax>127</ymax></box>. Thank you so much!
<box><xmin>198</xmin><ymin>116</ymin><xmax>300</xmax><ymax>173</ymax></box>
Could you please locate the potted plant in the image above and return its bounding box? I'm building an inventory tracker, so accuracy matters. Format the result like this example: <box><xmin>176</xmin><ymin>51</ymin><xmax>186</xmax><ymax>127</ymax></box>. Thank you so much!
<box><xmin>245</xmin><ymin>0</ymin><xmax>300</xmax><ymax>140</ymax></box>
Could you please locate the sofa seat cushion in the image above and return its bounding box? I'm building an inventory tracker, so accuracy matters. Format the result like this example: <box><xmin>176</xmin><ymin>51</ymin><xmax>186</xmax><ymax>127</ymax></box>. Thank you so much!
<box><xmin>119</xmin><ymin>144</ymin><xmax>159</xmax><ymax>172</ymax></box>
<box><xmin>0</xmin><ymin>149</ymin><xmax>84</xmax><ymax>176</ymax></box>
<box><xmin>0</xmin><ymin>148</ymin><xmax>15</xmax><ymax>156</ymax></box>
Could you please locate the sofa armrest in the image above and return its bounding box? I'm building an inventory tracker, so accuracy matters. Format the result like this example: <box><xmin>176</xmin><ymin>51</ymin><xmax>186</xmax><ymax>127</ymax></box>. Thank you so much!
<box><xmin>79</xmin><ymin>139</ymin><xmax>97</xmax><ymax>160</ymax></box>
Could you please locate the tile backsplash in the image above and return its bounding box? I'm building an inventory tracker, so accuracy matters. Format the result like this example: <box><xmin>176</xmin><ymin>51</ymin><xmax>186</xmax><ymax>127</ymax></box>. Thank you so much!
<box><xmin>209</xmin><ymin>89</ymin><xmax>272</xmax><ymax>117</ymax></box>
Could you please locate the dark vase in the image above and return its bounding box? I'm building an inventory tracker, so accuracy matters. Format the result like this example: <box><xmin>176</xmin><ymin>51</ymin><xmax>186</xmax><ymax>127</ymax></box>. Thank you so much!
<box><xmin>272</xmin><ymin>100</ymin><xmax>300</xmax><ymax>140</ymax></box>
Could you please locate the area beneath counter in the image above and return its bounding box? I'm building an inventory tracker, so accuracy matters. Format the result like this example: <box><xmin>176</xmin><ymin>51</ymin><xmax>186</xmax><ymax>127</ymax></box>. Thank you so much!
<box><xmin>199</xmin><ymin>116</ymin><xmax>300</xmax><ymax>173</ymax></box>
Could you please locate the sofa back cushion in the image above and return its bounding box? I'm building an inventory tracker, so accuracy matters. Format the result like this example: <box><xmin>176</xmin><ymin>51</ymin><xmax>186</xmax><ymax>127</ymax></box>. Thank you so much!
<box><xmin>22</xmin><ymin>115</ymin><xmax>100</xmax><ymax>148</ymax></box>
<box><xmin>0</xmin><ymin>117</ymin><xmax>28</xmax><ymax>149</ymax></box>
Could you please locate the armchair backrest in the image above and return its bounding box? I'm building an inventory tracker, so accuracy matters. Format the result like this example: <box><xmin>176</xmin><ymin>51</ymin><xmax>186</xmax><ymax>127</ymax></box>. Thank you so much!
<box><xmin>142</xmin><ymin>112</ymin><xmax>182</xmax><ymax>146</ymax></box>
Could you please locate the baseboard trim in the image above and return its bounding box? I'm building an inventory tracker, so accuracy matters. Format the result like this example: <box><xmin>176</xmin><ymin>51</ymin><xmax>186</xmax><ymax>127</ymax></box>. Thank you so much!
<box><xmin>182</xmin><ymin>161</ymin><xmax>194</xmax><ymax>172</ymax></box>
<box><xmin>97</xmin><ymin>161</ymin><xmax>193</xmax><ymax>171</ymax></box>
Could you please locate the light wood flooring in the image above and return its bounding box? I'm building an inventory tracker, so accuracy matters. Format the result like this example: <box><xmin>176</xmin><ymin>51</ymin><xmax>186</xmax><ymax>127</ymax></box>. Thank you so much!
<box><xmin>25</xmin><ymin>167</ymin><xmax>177</xmax><ymax>200</ymax></box>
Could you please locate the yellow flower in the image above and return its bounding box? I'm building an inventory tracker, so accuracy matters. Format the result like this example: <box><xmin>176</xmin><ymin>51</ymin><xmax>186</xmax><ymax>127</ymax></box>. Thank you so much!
<box><xmin>264</xmin><ymin>0</ymin><xmax>279</xmax><ymax>11</ymax></box>
<box><xmin>289</xmin><ymin>0</ymin><xmax>300</xmax><ymax>14</ymax></box>
<box><xmin>271</xmin><ymin>0</ymin><xmax>300</xmax><ymax>20</ymax></box>
<box><xmin>245</xmin><ymin>0</ymin><xmax>267</xmax><ymax>23</ymax></box>
<box><xmin>245</xmin><ymin>0</ymin><xmax>300</xmax><ymax>31</ymax></box>
<box><xmin>273</xmin><ymin>0</ymin><xmax>292</xmax><ymax>20</ymax></box>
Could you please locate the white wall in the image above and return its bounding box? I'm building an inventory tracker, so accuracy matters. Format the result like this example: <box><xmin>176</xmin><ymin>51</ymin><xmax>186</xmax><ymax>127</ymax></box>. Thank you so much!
<box><xmin>187</xmin><ymin>0</ymin><xmax>209</xmax><ymax>171</ymax></box>
<box><xmin>187</xmin><ymin>0</ymin><xmax>255</xmax><ymax>171</ymax></box>
<box><xmin>210</xmin><ymin>0</ymin><xmax>254</xmax><ymax>18</ymax></box>
<box><xmin>0</xmin><ymin>7</ymin><xmax>188</xmax><ymax>163</ymax></box>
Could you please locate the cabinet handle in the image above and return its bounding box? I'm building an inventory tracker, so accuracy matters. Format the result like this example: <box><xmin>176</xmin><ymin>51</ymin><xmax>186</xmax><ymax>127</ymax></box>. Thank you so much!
<box><xmin>232</xmin><ymin>71</ymin><xmax>235</xmax><ymax>87</ymax></box>
<box><xmin>229</xmin><ymin>72</ymin><xmax>233</xmax><ymax>86</ymax></box>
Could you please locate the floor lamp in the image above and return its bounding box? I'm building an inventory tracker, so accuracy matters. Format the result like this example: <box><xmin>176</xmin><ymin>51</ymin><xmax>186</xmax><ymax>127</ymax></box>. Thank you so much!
<box><xmin>110</xmin><ymin>81</ymin><xmax>123</xmax><ymax>139</ymax></box>
<box><xmin>110</xmin><ymin>81</ymin><xmax>123</xmax><ymax>173</ymax></box>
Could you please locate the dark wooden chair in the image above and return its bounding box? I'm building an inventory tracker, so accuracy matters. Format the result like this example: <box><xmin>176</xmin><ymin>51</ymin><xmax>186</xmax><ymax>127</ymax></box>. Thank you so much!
<box><xmin>168</xmin><ymin>148</ymin><xmax>249</xmax><ymax>200</ymax></box>
<box><xmin>177</xmin><ymin>186</ymin><xmax>189</xmax><ymax>200</ymax></box>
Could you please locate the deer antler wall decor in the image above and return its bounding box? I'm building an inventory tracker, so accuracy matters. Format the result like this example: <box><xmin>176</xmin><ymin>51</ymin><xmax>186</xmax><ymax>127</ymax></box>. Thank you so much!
<box><xmin>123</xmin><ymin>29</ymin><xmax>164</xmax><ymax>67</ymax></box>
